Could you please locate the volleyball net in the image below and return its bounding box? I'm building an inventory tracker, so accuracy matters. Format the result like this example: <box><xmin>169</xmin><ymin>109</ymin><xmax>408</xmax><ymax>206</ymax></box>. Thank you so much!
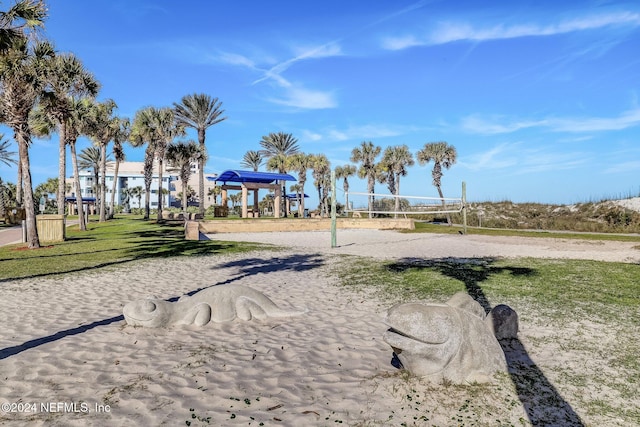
<box><xmin>343</xmin><ymin>191</ymin><xmax>464</xmax><ymax>216</ymax></box>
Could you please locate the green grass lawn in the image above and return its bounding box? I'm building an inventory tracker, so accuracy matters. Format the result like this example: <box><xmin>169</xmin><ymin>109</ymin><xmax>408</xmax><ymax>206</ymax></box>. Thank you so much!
<box><xmin>0</xmin><ymin>216</ymin><xmax>265</xmax><ymax>281</ymax></box>
<box><xmin>335</xmin><ymin>255</ymin><xmax>640</xmax><ymax>425</ymax></box>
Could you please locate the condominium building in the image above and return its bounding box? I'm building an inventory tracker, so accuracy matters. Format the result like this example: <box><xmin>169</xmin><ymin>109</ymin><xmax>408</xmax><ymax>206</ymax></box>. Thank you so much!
<box><xmin>68</xmin><ymin>160</ymin><xmax>218</xmax><ymax>210</ymax></box>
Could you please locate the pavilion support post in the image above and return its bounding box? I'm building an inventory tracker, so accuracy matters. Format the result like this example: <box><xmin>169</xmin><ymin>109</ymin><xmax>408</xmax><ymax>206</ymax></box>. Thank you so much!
<box><xmin>241</xmin><ymin>185</ymin><xmax>248</xmax><ymax>218</ymax></box>
<box><xmin>221</xmin><ymin>188</ymin><xmax>228</xmax><ymax>208</ymax></box>
<box><xmin>274</xmin><ymin>186</ymin><xmax>281</xmax><ymax>218</ymax></box>
<box><xmin>253</xmin><ymin>190</ymin><xmax>259</xmax><ymax>216</ymax></box>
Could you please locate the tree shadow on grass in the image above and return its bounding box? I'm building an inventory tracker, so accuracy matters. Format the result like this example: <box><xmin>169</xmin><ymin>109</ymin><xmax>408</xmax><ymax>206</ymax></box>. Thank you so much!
<box><xmin>386</xmin><ymin>257</ymin><xmax>585</xmax><ymax>427</ymax></box>
<box><xmin>0</xmin><ymin>240</ymin><xmax>243</xmax><ymax>283</ymax></box>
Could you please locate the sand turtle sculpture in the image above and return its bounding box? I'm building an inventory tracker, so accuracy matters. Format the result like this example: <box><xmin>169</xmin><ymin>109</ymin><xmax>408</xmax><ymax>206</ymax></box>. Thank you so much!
<box><xmin>123</xmin><ymin>284</ymin><xmax>306</xmax><ymax>327</ymax></box>
<box><xmin>383</xmin><ymin>292</ymin><xmax>518</xmax><ymax>384</ymax></box>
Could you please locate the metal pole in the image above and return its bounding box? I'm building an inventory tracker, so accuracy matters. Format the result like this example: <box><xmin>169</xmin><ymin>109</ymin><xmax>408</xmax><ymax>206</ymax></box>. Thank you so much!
<box><xmin>331</xmin><ymin>170</ymin><xmax>337</xmax><ymax>248</ymax></box>
<box><xmin>462</xmin><ymin>181</ymin><xmax>467</xmax><ymax>235</ymax></box>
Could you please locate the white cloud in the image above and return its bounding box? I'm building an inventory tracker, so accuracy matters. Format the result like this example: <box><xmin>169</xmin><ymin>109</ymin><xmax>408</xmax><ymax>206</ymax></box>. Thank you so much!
<box><xmin>299</xmin><ymin>123</ymin><xmax>416</xmax><ymax>144</ymax></box>
<box><xmin>269</xmin><ymin>86</ymin><xmax>337</xmax><ymax>110</ymax></box>
<box><xmin>461</xmin><ymin>143</ymin><xmax>519</xmax><ymax>171</ymax></box>
<box><xmin>216</xmin><ymin>52</ymin><xmax>257</xmax><ymax>69</ymax></box>
<box><xmin>462</xmin><ymin>142</ymin><xmax>591</xmax><ymax>174</ymax></box>
<box><xmin>382</xmin><ymin>11</ymin><xmax>640</xmax><ymax>50</ymax></box>
<box><xmin>461</xmin><ymin>115</ymin><xmax>547</xmax><ymax>134</ymax></box>
<box><xmin>551</xmin><ymin>108</ymin><xmax>640</xmax><ymax>132</ymax></box>
<box><xmin>604</xmin><ymin>160</ymin><xmax>640</xmax><ymax>174</ymax></box>
<box><xmin>461</xmin><ymin>108</ymin><xmax>640</xmax><ymax>135</ymax></box>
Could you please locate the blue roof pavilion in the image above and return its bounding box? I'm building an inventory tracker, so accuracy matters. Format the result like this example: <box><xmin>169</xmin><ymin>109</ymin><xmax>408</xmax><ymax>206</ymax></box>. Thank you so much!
<box><xmin>207</xmin><ymin>170</ymin><xmax>297</xmax><ymax>218</ymax></box>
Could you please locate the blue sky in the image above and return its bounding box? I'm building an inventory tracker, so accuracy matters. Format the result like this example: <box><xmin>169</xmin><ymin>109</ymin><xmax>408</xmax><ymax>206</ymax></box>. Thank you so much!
<box><xmin>1</xmin><ymin>0</ymin><xmax>639</xmax><ymax>205</ymax></box>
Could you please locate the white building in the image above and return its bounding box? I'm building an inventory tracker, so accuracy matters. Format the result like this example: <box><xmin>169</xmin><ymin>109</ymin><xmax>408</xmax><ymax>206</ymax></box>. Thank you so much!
<box><xmin>68</xmin><ymin>160</ymin><xmax>218</xmax><ymax>211</ymax></box>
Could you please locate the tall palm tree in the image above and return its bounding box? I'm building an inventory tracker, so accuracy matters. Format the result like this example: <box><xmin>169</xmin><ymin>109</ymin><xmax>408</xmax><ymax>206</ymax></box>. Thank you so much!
<box><xmin>0</xmin><ymin>0</ymin><xmax>46</xmax><ymax>53</ymax></box>
<box><xmin>259</xmin><ymin>132</ymin><xmax>299</xmax><ymax>163</ymax></box>
<box><xmin>39</xmin><ymin>53</ymin><xmax>99</xmax><ymax>215</ymax></box>
<box><xmin>0</xmin><ymin>136</ymin><xmax>17</xmax><ymax>166</ymax></box>
<box><xmin>311</xmin><ymin>154</ymin><xmax>331</xmax><ymax>217</ymax></box>
<box><xmin>350</xmin><ymin>141</ymin><xmax>381</xmax><ymax>218</ymax></box>
<box><xmin>141</xmin><ymin>145</ymin><xmax>154</xmax><ymax>219</ymax></box>
<box><xmin>109</xmin><ymin>117</ymin><xmax>130</xmax><ymax>217</ymax></box>
<box><xmin>130</xmin><ymin>106</ymin><xmax>184</xmax><ymax>220</ymax></box>
<box><xmin>240</xmin><ymin>149</ymin><xmax>263</xmax><ymax>211</ymax></box>
<box><xmin>240</xmin><ymin>150</ymin><xmax>263</xmax><ymax>171</ymax></box>
<box><xmin>84</xmin><ymin>99</ymin><xmax>119</xmax><ymax>222</ymax></box>
<box><xmin>78</xmin><ymin>146</ymin><xmax>106</xmax><ymax>200</ymax></box>
<box><xmin>334</xmin><ymin>164</ymin><xmax>356</xmax><ymax>212</ymax></box>
<box><xmin>380</xmin><ymin>145</ymin><xmax>414</xmax><ymax>216</ymax></box>
<box><xmin>0</xmin><ymin>37</ymin><xmax>53</xmax><ymax>248</ymax></box>
<box><xmin>0</xmin><ymin>0</ymin><xmax>45</xmax><ymax>210</ymax></box>
<box><xmin>260</xmin><ymin>132</ymin><xmax>299</xmax><ymax>216</ymax></box>
<box><xmin>173</xmin><ymin>93</ymin><xmax>226</xmax><ymax>216</ymax></box>
<box><xmin>166</xmin><ymin>140</ymin><xmax>203</xmax><ymax>215</ymax></box>
<box><xmin>65</xmin><ymin>97</ymin><xmax>93</xmax><ymax>229</ymax></box>
<box><xmin>287</xmin><ymin>152</ymin><xmax>312</xmax><ymax>216</ymax></box>
<box><xmin>416</xmin><ymin>141</ymin><xmax>457</xmax><ymax>225</ymax></box>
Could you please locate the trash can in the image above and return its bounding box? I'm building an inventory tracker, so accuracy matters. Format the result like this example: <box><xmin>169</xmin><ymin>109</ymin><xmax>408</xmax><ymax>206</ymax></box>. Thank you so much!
<box><xmin>303</xmin><ymin>209</ymin><xmax>309</xmax><ymax>218</ymax></box>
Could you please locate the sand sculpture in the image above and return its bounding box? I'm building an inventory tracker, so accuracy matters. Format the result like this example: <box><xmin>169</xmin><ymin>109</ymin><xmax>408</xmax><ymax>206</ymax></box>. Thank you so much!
<box><xmin>383</xmin><ymin>292</ymin><xmax>518</xmax><ymax>383</ymax></box>
<box><xmin>123</xmin><ymin>284</ymin><xmax>306</xmax><ymax>327</ymax></box>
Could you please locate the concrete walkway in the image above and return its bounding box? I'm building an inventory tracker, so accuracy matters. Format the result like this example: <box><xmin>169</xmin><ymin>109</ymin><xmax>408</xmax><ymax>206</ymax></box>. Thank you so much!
<box><xmin>0</xmin><ymin>225</ymin><xmax>22</xmax><ymax>246</ymax></box>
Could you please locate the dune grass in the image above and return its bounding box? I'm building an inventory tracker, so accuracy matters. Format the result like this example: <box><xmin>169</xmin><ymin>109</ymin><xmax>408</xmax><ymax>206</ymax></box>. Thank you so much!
<box><xmin>406</xmin><ymin>221</ymin><xmax>640</xmax><ymax>242</ymax></box>
<box><xmin>0</xmin><ymin>216</ymin><xmax>265</xmax><ymax>281</ymax></box>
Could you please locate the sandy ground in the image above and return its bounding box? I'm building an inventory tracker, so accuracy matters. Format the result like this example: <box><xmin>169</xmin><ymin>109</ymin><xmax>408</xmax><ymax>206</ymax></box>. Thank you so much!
<box><xmin>0</xmin><ymin>231</ymin><xmax>638</xmax><ymax>426</ymax></box>
<box><xmin>204</xmin><ymin>228</ymin><xmax>640</xmax><ymax>263</ymax></box>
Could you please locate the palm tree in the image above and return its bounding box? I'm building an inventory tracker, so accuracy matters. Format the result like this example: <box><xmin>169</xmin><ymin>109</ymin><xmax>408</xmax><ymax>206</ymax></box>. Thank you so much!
<box><xmin>260</xmin><ymin>132</ymin><xmax>299</xmax><ymax>216</ymax></box>
<box><xmin>311</xmin><ymin>154</ymin><xmax>331</xmax><ymax>217</ymax></box>
<box><xmin>78</xmin><ymin>146</ymin><xmax>107</xmax><ymax>200</ymax></box>
<box><xmin>173</xmin><ymin>93</ymin><xmax>226</xmax><ymax>216</ymax></box>
<box><xmin>84</xmin><ymin>99</ymin><xmax>120</xmax><ymax>222</ymax></box>
<box><xmin>240</xmin><ymin>150</ymin><xmax>263</xmax><ymax>171</ymax></box>
<box><xmin>0</xmin><ymin>0</ymin><xmax>46</xmax><ymax>53</ymax></box>
<box><xmin>350</xmin><ymin>141</ymin><xmax>381</xmax><ymax>218</ymax></box>
<box><xmin>141</xmin><ymin>145</ymin><xmax>154</xmax><ymax>219</ymax></box>
<box><xmin>109</xmin><ymin>117</ymin><xmax>130</xmax><ymax>217</ymax></box>
<box><xmin>0</xmin><ymin>36</ymin><xmax>54</xmax><ymax>248</ymax></box>
<box><xmin>416</xmin><ymin>141</ymin><xmax>457</xmax><ymax>225</ymax></box>
<box><xmin>38</xmin><ymin>52</ymin><xmax>99</xmax><ymax>215</ymax></box>
<box><xmin>207</xmin><ymin>185</ymin><xmax>222</xmax><ymax>205</ymax></box>
<box><xmin>334</xmin><ymin>164</ymin><xmax>356</xmax><ymax>212</ymax></box>
<box><xmin>287</xmin><ymin>152</ymin><xmax>312</xmax><ymax>216</ymax></box>
<box><xmin>259</xmin><ymin>132</ymin><xmax>300</xmax><ymax>162</ymax></box>
<box><xmin>0</xmin><ymin>136</ymin><xmax>17</xmax><ymax>166</ymax></box>
<box><xmin>380</xmin><ymin>145</ymin><xmax>414</xmax><ymax>216</ymax></box>
<box><xmin>130</xmin><ymin>106</ymin><xmax>184</xmax><ymax>220</ymax></box>
<box><xmin>166</xmin><ymin>140</ymin><xmax>202</xmax><ymax>215</ymax></box>
<box><xmin>129</xmin><ymin>185</ymin><xmax>143</xmax><ymax>210</ymax></box>
<box><xmin>65</xmin><ymin>98</ymin><xmax>93</xmax><ymax>229</ymax></box>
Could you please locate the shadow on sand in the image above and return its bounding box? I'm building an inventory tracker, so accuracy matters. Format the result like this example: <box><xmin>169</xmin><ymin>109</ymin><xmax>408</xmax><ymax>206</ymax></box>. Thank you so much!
<box><xmin>386</xmin><ymin>257</ymin><xmax>585</xmax><ymax>427</ymax></box>
<box><xmin>0</xmin><ymin>252</ymin><xmax>326</xmax><ymax>360</ymax></box>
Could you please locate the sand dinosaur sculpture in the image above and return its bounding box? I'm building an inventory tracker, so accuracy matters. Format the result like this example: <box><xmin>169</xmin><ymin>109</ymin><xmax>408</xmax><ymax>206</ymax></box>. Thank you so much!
<box><xmin>383</xmin><ymin>292</ymin><xmax>518</xmax><ymax>383</ymax></box>
<box><xmin>123</xmin><ymin>284</ymin><xmax>306</xmax><ymax>327</ymax></box>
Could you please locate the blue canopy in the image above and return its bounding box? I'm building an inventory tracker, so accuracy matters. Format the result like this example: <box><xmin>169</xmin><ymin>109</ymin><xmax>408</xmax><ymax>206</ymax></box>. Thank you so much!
<box><xmin>209</xmin><ymin>170</ymin><xmax>296</xmax><ymax>184</ymax></box>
